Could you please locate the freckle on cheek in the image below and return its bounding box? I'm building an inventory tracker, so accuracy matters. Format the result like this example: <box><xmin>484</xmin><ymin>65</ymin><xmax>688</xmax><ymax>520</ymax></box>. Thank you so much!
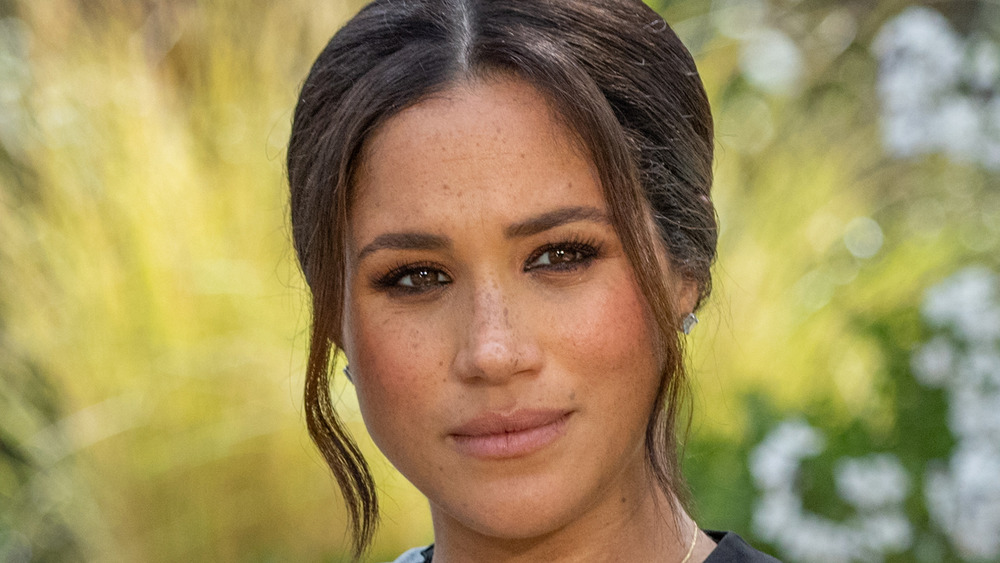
<box><xmin>409</xmin><ymin>328</ymin><xmax>423</xmax><ymax>350</ymax></box>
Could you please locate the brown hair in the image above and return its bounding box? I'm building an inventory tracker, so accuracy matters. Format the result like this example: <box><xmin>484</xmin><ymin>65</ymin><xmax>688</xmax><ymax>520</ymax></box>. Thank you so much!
<box><xmin>287</xmin><ymin>0</ymin><xmax>715</xmax><ymax>558</ymax></box>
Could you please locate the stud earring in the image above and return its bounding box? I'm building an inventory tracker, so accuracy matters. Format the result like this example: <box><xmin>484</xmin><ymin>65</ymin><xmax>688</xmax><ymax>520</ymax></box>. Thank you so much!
<box><xmin>682</xmin><ymin>313</ymin><xmax>698</xmax><ymax>335</ymax></box>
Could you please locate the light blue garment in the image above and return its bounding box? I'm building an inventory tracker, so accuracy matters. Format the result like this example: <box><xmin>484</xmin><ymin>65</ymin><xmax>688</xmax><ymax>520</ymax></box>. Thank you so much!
<box><xmin>387</xmin><ymin>546</ymin><xmax>430</xmax><ymax>563</ymax></box>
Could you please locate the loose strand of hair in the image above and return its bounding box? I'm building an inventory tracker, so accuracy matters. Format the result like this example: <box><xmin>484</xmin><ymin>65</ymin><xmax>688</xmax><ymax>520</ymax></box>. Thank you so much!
<box><xmin>303</xmin><ymin>228</ymin><xmax>379</xmax><ymax>560</ymax></box>
<box><xmin>304</xmin><ymin>346</ymin><xmax>378</xmax><ymax>560</ymax></box>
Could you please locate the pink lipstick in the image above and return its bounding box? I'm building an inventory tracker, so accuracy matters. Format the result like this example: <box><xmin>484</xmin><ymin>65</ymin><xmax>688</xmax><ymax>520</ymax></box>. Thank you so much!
<box><xmin>448</xmin><ymin>409</ymin><xmax>572</xmax><ymax>459</ymax></box>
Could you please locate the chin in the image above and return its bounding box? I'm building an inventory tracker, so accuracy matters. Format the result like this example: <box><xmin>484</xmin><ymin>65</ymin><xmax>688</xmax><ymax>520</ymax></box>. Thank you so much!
<box><xmin>430</xmin><ymin>473</ymin><xmax>588</xmax><ymax>541</ymax></box>
<box><xmin>452</xmin><ymin>506</ymin><xmax>570</xmax><ymax>541</ymax></box>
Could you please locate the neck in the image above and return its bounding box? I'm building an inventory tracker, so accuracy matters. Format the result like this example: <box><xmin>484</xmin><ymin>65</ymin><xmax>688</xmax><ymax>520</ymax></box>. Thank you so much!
<box><xmin>429</xmin><ymin>467</ymin><xmax>695</xmax><ymax>563</ymax></box>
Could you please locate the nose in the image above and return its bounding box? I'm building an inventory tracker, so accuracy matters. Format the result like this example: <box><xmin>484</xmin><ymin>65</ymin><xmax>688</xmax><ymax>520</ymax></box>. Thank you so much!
<box><xmin>452</xmin><ymin>277</ymin><xmax>541</xmax><ymax>384</ymax></box>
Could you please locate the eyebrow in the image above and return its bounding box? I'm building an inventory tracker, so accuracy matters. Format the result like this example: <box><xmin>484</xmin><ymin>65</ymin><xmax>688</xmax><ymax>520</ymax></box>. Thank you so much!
<box><xmin>356</xmin><ymin>206</ymin><xmax>610</xmax><ymax>261</ymax></box>
<box><xmin>356</xmin><ymin>232</ymin><xmax>450</xmax><ymax>260</ymax></box>
<box><xmin>504</xmin><ymin>206</ymin><xmax>610</xmax><ymax>238</ymax></box>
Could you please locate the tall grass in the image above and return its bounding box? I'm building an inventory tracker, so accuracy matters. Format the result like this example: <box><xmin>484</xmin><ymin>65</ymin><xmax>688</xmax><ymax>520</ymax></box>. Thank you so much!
<box><xmin>1</xmin><ymin>1</ymin><xmax>431</xmax><ymax>560</ymax></box>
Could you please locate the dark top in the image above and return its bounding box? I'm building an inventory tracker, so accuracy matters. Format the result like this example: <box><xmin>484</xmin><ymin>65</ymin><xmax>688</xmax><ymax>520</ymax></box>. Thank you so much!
<box><xmin>411</xmin><ymin>531</ymin><xmax>781</xmax><ymax>562</ymax></box>
<box><xmin>703</xmin><ymin>531</ymin><xmax>782</xmax><ymax>562</ymax></box>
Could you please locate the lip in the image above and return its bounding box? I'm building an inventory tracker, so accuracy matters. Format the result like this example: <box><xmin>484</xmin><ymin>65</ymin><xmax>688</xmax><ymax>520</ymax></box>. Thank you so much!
<box><xmin>447</xmin><ymin>409</ymin><xmax>572</xmax><ymax>460</ymax></box>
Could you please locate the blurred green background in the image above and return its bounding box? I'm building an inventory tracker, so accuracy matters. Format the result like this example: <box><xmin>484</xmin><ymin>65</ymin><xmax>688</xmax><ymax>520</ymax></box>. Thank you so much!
<box><xmin>1</xmin><ymin>0</ymin><xmax>998</xmax><ymax>561</ymax></box>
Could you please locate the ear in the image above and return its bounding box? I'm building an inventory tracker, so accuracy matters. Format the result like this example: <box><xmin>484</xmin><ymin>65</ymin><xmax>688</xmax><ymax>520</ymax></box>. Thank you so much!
<box><xmin>676</xmin><ymin>277</ymin><xmax>699</xmax><ymax>317</ymax></box>
<box><xmin>646</xmin><ymin>216</ymin><xmax>700</xmax><ymax>318</ymax></box>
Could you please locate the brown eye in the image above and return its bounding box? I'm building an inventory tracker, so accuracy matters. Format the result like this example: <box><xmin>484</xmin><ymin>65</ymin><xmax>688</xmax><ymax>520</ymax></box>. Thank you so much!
<box><xmin>525</xmin><ymin>242</ymin><xmax>600</xmax><ymax>272</ymax></box>
<box><xmin>533</xmin><ymin>248</ymin><xmax>580</xmax><ymax>267</ymax></box>
<box><xmin>374</xmin><ymin>262</ymin><xmax>452</xmax><ymax>295</ymax></box>
<box><xmin>398</xmin><ymin>268</ymin><xmax>450</xmax><ymax>289</ymax></box>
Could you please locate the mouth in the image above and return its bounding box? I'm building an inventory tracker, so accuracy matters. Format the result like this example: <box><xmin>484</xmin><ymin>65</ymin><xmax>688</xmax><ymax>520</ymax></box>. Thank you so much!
<box><xmin>447</xmin><ymin>409</ymin><xmax>573</xmax><ymax>460</ymax></box>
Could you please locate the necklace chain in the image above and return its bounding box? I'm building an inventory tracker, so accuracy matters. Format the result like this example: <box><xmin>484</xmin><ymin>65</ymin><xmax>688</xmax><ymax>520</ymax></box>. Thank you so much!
<box><xmin>679</xmin><ymin>525</ymin><xmax>698</xmax><ymax>563</ymax></box>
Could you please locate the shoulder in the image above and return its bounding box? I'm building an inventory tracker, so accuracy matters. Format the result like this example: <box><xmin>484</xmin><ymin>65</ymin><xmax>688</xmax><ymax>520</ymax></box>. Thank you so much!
<box><xmin>704</xmin><ymin>531</ymin><xmax>782</xmax><ymax>563</ymax></box>
<box><xmin>385</xmin><ymin>545</ymin><xmax>433</xmax><ymax>563</ymax></box>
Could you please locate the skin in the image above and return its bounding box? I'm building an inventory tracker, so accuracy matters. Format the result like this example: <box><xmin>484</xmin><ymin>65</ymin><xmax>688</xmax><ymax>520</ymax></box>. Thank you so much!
<box><xmin>343</xmin><ymin>77</ymin><xmax>713</xmax><ymax>562</ymax></box>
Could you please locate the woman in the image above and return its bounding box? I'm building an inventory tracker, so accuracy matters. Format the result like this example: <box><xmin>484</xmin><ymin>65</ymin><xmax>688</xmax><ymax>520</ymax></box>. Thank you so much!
<box><xmin>287</xmin><ymin>0</ymin><xmax>779</xmax><ymax>561</ymax></box>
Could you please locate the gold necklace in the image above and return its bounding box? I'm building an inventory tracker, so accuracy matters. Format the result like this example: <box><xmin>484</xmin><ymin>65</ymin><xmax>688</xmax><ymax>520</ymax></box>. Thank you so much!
<box><xmin>679</xmin><ymin>525</ymin><xmax>698</xmax><ymax>563</ymax></box>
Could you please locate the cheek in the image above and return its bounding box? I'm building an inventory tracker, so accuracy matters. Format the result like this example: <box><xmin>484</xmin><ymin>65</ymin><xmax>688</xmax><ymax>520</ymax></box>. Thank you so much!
<box><xmin>540</xmin><ymin>270</ymin><xmax>662</xmax><ymax>470</ymax></box>
<box><xmin>346</xmin><ymin>309</ymin><xmax>446</xmax><ymax>453</ymax></box>
<box><xmin>558</xmin><ymin>277</ymin><xmax>655</xmax><ymax>365</ymax></box>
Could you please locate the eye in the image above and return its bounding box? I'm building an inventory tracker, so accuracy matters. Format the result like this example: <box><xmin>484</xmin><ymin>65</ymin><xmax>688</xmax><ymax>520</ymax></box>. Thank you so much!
<box><xmin>374</xmin><ymin>264</ymin><xmax>452</xmax><ymax>294</ymax></box>
<box><xmin>525</xmin><ymin>241</ymin><xmax>600</xmax><ymax>272</ymax></box>
<box><xmin>398</xmin><ymin>268</ymin><xmax>451</xmax><ymax>289</ymax></box>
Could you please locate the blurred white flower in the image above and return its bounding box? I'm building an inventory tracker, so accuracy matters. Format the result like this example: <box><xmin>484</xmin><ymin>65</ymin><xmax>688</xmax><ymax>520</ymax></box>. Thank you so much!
<box><xmin>751</xmin><ymin>422</ymin><xmax>913</xmax><ymax>562</ymax></box>
<box><xmin>873</xmin><ymin>7</ymin><xmax>1000</xmax><ymax>168</ymax></box>
<box><xmin>780</xmin><ymin>515</ymin><xmax>860</xmax><ymax>563</ymax></box>
<box><xmin>933</xmin><ymin>95</ymin><xmax>985</xmax><ymax>161</ymax></box>
<box><xmin>960</xmin><ymin>348</ymin><xmax>1000</xmax><ymax>387</ymax></box>
<box><xmin>754</xmin><ymin>266</ymin><xmax>1000</xmax><ymax>562</ymax></box>
<box><xmin>910</xmin><ymin>336</ymin><xmax>955</xmax><ymax>386</ymax></box>
<box><xmin>753</xmin><ymin>488</ymin><xmax>801</xmax><ymax>539</ymax></box>
<box><xmin>739</xmin><ymin>28</ymin><xmax>804</xmax><ymax>95</ymax></box>
<box><xmin>917</xmin><ymin>266</ymin><xmax>1000</xmax><ymax>559</ymax></box>
<box><xmin>750</xmin><ymin>419</ymin><xmax>824</xmax><ymax>490</ymax></box>
<box><xmin>835</xmin><ymin>454</ymin><xmax>910</xmax><ymax>511</ymax></box>
<box><xmin>925</xmin><ymin>446</ymin><xmax>1000</xmax><ymax>559</ymax></box>
<box><xmin>921</xmin><ymin>267</ymin><xmax>1000</xmax><ymax>343</ymax></box>
<box><xmin>859</xmin><ymin>512</ymin><xmax>913</xmax><ymax>553</ymax></box>
<box><xmin>948</xmin><ymin>385</ymin><xmax>1000</xmax><ymax>442</ymax></box>
<box><xmin>879</xmin><ymin>107</ymin><xmax>931</xmax><ymax>158</ymax></box>
<box><xmin>968</xmin><ymin>37</ymin><xmax>1000</xmax><ymax>92</ymax></box>
<box><xmin>873</xmin><ymin>7</ymin><xmax>963</xmax><ymax>100</ymax></box>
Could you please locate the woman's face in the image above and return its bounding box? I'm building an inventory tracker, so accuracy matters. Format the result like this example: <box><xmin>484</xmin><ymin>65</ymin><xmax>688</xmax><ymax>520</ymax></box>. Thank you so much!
<box><xmin>343</xmin><ymin>78</ymin><xmax>679</xmax><ymax>541</ymax></box>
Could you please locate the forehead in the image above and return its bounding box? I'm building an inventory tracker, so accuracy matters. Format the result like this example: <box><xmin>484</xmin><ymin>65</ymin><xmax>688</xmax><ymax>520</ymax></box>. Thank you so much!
<box><xmin>349</xmin><ymin>78</ymin><xmax>605</xmax><ymax>237</ymax></box>
<box><xmin>360</xmin><ymin>77</ymin><xmax>587</xmax><ymax>169</ymax></box>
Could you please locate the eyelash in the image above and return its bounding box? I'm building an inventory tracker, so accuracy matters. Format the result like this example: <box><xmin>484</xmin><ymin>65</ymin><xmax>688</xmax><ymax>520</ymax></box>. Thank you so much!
<box><xmin>524</xmin><ymin>237</ymin><xmax>603</xmax><ymax>273</ymax></box>
<box><xmin>371</xmin><ymin>237</ymin><xmax>603</xmax><ymax>295</ymax></box>
<box><xmin>372</xmin><ymin>261</ymin><xmax>451</xmax><ymax>295</ymax></box>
